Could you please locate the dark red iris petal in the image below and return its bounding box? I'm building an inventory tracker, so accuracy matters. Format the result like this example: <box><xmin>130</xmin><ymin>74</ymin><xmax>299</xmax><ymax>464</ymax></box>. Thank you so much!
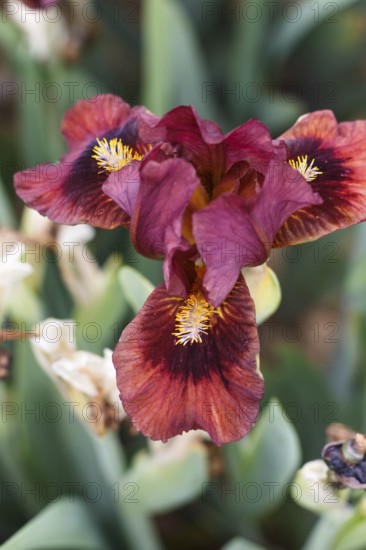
<box><xmin>114</xmin><ymin>275</ymin><xmax>263</xmax><ymax>446</ymax></box>
<box><xmin>130</xmin><ymin>158</ymin><xmax>200</xmax><ymax>296</ymax></box>
<box><xmin>69</xmin><ymin>119</ymin><xmax>143</xmax><ymax>188</ymax></box>
<box><xmin>274</xmin><ymin>110</ymin><xmax>366</xmax><ymax>246</ymax></box>
<box><xmin>285</xmin><ymin>137</ymin><xmax>352</xmax><ymax>185</ymax></box>
<box><xmin>14</xmin><ymin>95</ymin><xmax>154</xmax><ymax>229</ymax></box>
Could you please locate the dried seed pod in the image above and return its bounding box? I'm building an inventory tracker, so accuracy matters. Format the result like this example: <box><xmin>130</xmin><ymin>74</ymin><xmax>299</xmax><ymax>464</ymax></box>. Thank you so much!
<box><xmin>322</xmin><ymin>434</ymin><xmax>366</xmax><ymax>489</ymax></box>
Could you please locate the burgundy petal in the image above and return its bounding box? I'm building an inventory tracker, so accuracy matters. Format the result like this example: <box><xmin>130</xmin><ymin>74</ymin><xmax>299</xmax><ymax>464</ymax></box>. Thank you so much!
<box><xmin>224</xmin><ymin>119</ymin><xmax>275</xmax><ymax>173</ymax></box>
<box><xmin>21</xmin><ymin>0</ymin><xmax>56</xmax><ymax>7</ymax></box>
<box><xmin>113</xmin><ymin>275</ymin><xmax>263</xmax><ymax>446</ymax></box>
<box><xmin>193</xmin><ymin>195</ymin><xmax>269</xmax><ymax>307</ymax></box>
<box><xmin>61</xmin><ymin>95</ymin><xmax>131</xmax><ymax>150</ymax></box>
<box><xmin>274</xmin><ymin>110</ymin><xmax>366</xmax><ymax>246</ymax></box>
<box><xmin>130</xmin><ymin>158</ymin><xmax>200</xmax><ymax>295</ymax></box>
<box><xmin>102</xmin><ymin>160</ymin><xmax>141</xmax><ymax>220</ymax></box>
<box><xmin>141</xmin><ymin>105</ymin><xmax>225</xmax><ymax>194</ymax></box>
<box><xmin>14</xmin><ymin>161</ymin><xmax>128</xmax><ymax>228</ymax></box>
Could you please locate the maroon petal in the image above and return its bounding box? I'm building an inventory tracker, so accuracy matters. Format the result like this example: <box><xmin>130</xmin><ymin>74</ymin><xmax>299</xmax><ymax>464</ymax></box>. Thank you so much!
<box><xmin>15</xmin><ymin>96</ymin><xmax>154</xmax><ymax>229</ymax></box>
<box><xmin>251</xmin><ymin>159</ymin><xmax>323</xmax><ymax>242</ymax></box>
<box><xmin>275</xmin><ymin>110</ymin><xmax>366</xmax><ymax>246</ymax></box>
<box><xmin>113</xmin><ymin>275</ymin><xmax>263</xmax><ymax>446</ymax></box>
<box><xmin>21</xmin><ymin>0</ymin><xmax>56</xmax><ymax>7</ymax></box>
<box><xmin>61</xmin><ymin>95</ymin><xmax>131</xmax><ymax>150</ymax></box>
<box><xmin>131</xmin><ymin>158</ymin><xmax>200</xmax><ymax>294</ymax></box>
<box><xmin>224</xmin><ymin>119</ymin><xmax>275</xmax><ymax>173</ymax></box>
<box><xmin>14</xmin><ymin>161</ymin><xmax>127</xmax><ymax>228</ymax></box>
<box><xmin>141</xmin><ymin>105</ymin><xmax>224</xmax><ymax>194</ymax></box>
<box><xmin>193</xmin><ymin>195</ymin><xmax>269</xmax><ymax>307</ymax></box>
<box><xmin>102</xmin><ymin>160</ymin><xmax>141</xmax><ymax>220</ymax></box>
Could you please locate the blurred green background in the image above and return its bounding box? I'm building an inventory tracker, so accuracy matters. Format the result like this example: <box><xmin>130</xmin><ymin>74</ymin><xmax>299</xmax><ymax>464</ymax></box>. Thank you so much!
<box><xmin>1</xmin><ymin>1</ymin><xmax>366</xmax><ymax>549</ymax></box>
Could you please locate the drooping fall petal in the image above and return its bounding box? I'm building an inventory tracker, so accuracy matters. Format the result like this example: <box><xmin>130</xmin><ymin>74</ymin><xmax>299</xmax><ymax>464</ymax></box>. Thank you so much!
<box><xmin>113</xmin><ymin>275</ymin><xmax>263</xmax><ymax>446</ymax></box>
<box><xmin>14</xmin><ymin>95</ymin><xmax>155</xmax><ymax>229</ymax></box>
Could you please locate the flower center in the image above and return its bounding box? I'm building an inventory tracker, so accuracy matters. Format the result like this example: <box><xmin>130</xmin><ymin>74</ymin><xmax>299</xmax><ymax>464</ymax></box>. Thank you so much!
<box><xmin>172</xmin><ymin>290</ymin><xmax>214</xmax><ymax>346</ymax></box>
<box><xmin>92</xmin><ymin>137</ymin><xmax>143</xmax><ymax>173</ymax></box>
<box><xmin>288</xmin><ymin>155</ymin><xmax>323</xmax><ymax>182</ymax></box>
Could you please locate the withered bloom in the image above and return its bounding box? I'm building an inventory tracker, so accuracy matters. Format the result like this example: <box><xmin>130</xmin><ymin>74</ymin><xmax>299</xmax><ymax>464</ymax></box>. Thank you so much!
<box><xmin>322</xmin><ymin>432</ymin><xmax>366</xmax><ymax>489</ymax></box>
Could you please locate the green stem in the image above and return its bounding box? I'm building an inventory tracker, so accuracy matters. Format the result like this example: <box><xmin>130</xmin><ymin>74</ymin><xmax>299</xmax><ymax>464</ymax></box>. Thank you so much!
<box><xmin>89</xmin><ymin>432</ymin><xmax>164</xmax><ymax>550</ymax></box>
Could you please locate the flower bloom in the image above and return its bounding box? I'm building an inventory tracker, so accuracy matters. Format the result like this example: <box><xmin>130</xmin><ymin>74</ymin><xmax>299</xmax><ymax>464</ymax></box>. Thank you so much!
<box><xmin>14</xmin><ymin>95</ymin><xmax>156</xmax><ymax>229</ymax></box>
<box><xmin>15</xmin><ymin>101</ymin><xmax>366</xmax><ymax>446</ymax></box>
<box><xmin>121</xmin><ymin>105</ymin><xmax>321</xmax><ymax>305</ymax></box>
<box><xmin>111</xmin><ymin>106</ymin><xmax>321</xmax><ymax>445</ymax></box>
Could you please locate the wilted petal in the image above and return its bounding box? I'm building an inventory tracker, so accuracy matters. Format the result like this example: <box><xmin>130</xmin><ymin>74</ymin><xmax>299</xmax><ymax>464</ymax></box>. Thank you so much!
<box><xmin>242</xmin><ymin>263</ymin><xmax>282</xmax><ymax>325</ymax></box>
<box><xmin>113</xmin><ymin>275</ymin><xmax>263</xmax><ymax>446</ymax></box>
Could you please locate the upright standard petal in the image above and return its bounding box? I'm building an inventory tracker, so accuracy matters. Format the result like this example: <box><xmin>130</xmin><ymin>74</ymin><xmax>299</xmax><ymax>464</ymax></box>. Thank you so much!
<box><xmin>274</xmin><ymin>110</ymin><xmax>366</xmax><ymax>246</ymax></box>
<box><xmin>140</xmin><ymin>106</ymin><xmax>276</xmax><ymax>196</ymax></box>
<box><xmin>224</xmin><ymin>119</ymin><xmax>275</xmax><ymax>173</ymax></box>
<box><xmin>14</xmin><ymin>95</ymin><xmax>154</xmax><ymax>228</ymax></box>
<box><xmin>113</xmin><ymin>274</ymin><xmax>263</xmax><ymax>446</ymax></box>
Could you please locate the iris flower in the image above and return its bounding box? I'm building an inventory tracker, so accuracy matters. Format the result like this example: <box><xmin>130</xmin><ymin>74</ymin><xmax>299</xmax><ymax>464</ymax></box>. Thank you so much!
<box><xmin>14</xmin><ymin>103</ymin><xmax>366</xmax><ymax>445</ymax></box>
<box><xmin>14</xmin><ymin>94</ymin><xmax>156</xmax><ymax>229</ymax></box>
<box><xmin>110</xmin><ymin>106</ymin><xmax>321</xmax><ymax>445</ymax></box>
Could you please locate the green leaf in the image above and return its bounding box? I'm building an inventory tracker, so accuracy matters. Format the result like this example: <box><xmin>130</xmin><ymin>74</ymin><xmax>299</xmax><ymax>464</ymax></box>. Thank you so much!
<box><xmin>74</xmin><ymin>257</ymin><xmax>130</xmax><ymax>353</ymax></box>
<box><xmin>0</xmin><ymin>176</ymin><xmax>16</xmax><ymax>227</ymax></box>
<box><xmin>302</xmin><ymin>509</ymin><xmax>355</xmax><ymax>550</ymax></box>
<box><xmin>221</xmin><ymin>537</ymin><xmax>267</xmax><ymax>550</ymax></box>
<box><xmin>270</xmin><ymin>0</ymin><xmax>363</xmax><ymax>65</ymax></box>
<box><xmin>118</xmin><ymin>266</ymin><xmax>154</xmax><ymax>315</ymax></box>
<box><xmin>224</xmin><ymin>398</ymin><xmax>301</xmax><ymax>518</ymax></box>
<box><xmin>333</xmin><ymin>507</ymin><xmax>366</xmax><ymax>550</ymax></box>
<box><xmin>1</xmin><ymin>498</ymin><xmax>107</xmax><ymax>550</ymax></box>
<box><xmin>120</xmin><ymin>443</ymin><xmax>208</xmax><ymax>514</ymax></box>
<box><xmin>142</xmin><ymin>0</ymin><xmax>216</xmax><ymax>118</ymax></box>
